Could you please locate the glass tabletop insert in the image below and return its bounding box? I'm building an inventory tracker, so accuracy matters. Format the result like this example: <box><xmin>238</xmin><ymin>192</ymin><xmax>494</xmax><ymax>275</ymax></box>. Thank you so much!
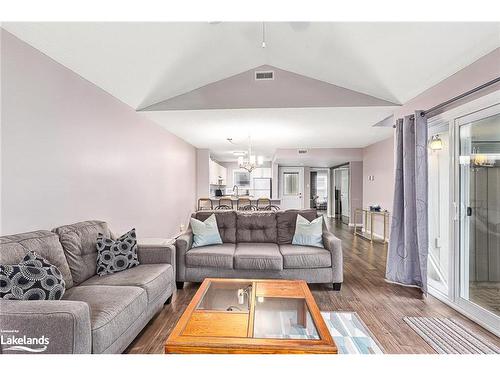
<box><xmin>196</xmin><ymin>280</ymin><xmax>253</xmax><ymax>312</ymax></box>
<box><xmin>253</xmin><ymin>296</ymin><xmax>320</xmax><ymax>340</ymax></box>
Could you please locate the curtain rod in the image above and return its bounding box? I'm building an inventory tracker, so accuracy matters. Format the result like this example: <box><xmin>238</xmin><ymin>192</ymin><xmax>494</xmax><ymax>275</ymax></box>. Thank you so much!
<box><xmin>393</xmin><ymin>76</ymin><xmax>500</xmax><ymax>127</ymax></box>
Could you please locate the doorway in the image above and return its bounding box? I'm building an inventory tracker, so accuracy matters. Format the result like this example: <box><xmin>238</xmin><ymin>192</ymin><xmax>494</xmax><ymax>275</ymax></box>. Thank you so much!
<box><xmin>279</xmin><ymin>167</ymin><xmax>304</xmax><ymax>210</ymax></box>
<box><xmin>310</xmin><ymin>168</ymin><xmax>329</xmax><ymax>216</ymax></box>
<box><xmin>332</xmin><ymin>166</ymin><xmax>350</xmax><ymax>225</ymax></box>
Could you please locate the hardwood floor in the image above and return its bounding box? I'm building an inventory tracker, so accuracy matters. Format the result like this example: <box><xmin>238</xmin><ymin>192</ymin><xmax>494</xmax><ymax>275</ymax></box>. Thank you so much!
<box><xmin>125</xmin><ymin>219</ymin><xmax>500</xmax><ymax>354</ymax></box>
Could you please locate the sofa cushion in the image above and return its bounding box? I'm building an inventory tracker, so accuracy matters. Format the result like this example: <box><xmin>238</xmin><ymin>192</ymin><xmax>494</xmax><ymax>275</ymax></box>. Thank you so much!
<box><xmin>190</xmin><ymin>214</ymin><xmax>223</xmax><ymax>248</ymax></box>
<box><xmin>277</xmin><ymin>209</ymin><xmax>318</xmax><ymax>244</ymax></box>
<box><xmin>236</xmin><ymin>212</ymin><xmax>277</xmax><ymax>243</ymax></box>
<box><xmin>0</xmin><ymin>230</ymin><xmax>74</xmax><ymax>289</ymax></box>
<box><xmin>193</xmin><ymin>211</ymin><xmax>236</xmax><ymax>243</ymax></box>
<box><xmin>53</xmin><ymin>221</ymin><xmax>112</xmax><ymax>286</ymax></box>
<box><xmin>186</xmin><ymin>243</ymin><xmax>235</xmax><ymax>269</ymax></box>
<box><xmin>0</xmin><ymin>263</ymin><xmax>66</xmax><ymax>300</ymax></box>
<box><xmin>96</xmin><ymin>229</ymin><xmax>139</xmax><ymax>276</ymax></box>
<box><xmin>279</xmin><ymin>244</ymin><xmax>331</xmax><ymax>269</ymax></box>
<box><xmin>292</xmin><ymin>215</ymin><xmax>324</xmax><ymax>248</ymax></box>
<box><xmin>63</xmin><ymin>285</ymin><xmax>147</xmax><ymax>354</ymax></box>
<box><xmin>81</xmin><ymin>264</ymin><xmax>173</xmax><ymax>304</ymax></box>
<box><xmin>234</xmin><ymin>243</ymin><xmax>283</xmax><ymax>270</ymax></box>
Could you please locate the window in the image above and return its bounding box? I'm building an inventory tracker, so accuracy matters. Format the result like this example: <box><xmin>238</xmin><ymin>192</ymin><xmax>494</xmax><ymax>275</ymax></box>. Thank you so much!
<box><xmin>283</xmin><ymin>172</ymin><xmax>299</xmax><ymax>195</ymax></box>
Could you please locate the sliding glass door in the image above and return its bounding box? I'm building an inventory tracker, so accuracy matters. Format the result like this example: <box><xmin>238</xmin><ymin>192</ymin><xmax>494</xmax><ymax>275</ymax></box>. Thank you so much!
<box><xmin>458</xmin><ymin>110</ymin><xmax>500</xmax><ymax>322</ymax></box>
<box><xmin>427</xmin><ymin>93</ymin><xmax>500</xmax><ymax>336</ymax></box>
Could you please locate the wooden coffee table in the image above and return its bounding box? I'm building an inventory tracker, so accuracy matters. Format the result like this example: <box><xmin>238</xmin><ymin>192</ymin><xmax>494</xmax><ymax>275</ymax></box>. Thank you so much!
<box><xmin>165</xmin><ymin>278</ymin><xmax>337</xmax><ymax>354</ymax></box>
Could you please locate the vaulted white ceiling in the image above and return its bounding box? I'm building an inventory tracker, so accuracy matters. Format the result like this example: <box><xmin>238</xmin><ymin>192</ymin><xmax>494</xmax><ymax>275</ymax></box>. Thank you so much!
<box><xmin>3</xmin><ymin>22</ymin><xmax>500</xmax><ymax>157</ymax></box>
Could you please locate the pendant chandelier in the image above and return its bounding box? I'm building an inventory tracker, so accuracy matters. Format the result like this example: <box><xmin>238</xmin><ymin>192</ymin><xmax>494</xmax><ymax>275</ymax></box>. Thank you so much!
<box><xmin>237</xmin><ymin>137</ymin><xmax>264</xmax><ymax>172</ymax></box>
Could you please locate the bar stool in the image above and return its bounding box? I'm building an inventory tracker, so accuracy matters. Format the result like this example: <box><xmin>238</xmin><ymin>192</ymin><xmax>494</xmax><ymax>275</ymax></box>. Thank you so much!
<box><xmin>237</xmin><ymin>197</ymin><xmax>256</xmax><ymax>211</ymax></box>
<box><xmin>216</xmin><ymin>198</ymin><xmax>234</xmax><ymax>210</ymax></box>
<box><xmin>256</xmin><ymin>198</ymin><xmax>271</xmax><ymax>210</ymax></box>
<box><xmin>197</xmin><ymin>198</ymin><xmax>213</xmax><ymax>211</ymax></box>
<box><xmin>256</xmin><ymin>198</ymin><xmax>280</xmax><ymax>211</ymax></box>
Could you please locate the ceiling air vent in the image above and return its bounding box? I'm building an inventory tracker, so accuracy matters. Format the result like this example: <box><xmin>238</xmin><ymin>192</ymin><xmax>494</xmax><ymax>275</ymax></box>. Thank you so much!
<box><xmin>255</xmin><ymin>70</ymin><xmax>274</xmax><ymax>80</ymax></box>
<box><xmin>298</xmin><ymin>149</ymin><xmax>308</xmax><ymax>155</ymax></box>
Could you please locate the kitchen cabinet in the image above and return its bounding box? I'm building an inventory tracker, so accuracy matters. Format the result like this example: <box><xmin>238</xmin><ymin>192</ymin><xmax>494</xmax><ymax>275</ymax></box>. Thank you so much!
<box><xmin>209</xmin><ymin>159</ymin><xmax>227</xmax><ymax>185</ymax></box>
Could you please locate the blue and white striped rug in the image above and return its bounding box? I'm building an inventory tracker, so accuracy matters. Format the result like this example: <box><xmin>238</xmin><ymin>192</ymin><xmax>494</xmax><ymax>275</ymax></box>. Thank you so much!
<box><xmin>321</xmin><ymin>311</ymin><xmax>384</xmax><ymax>354</ymax></box>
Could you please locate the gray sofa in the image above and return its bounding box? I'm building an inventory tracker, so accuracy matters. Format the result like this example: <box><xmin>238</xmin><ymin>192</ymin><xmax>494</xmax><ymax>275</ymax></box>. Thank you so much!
<box><xmin>0</xmin><ymin>220</ymin><xmax>175</xmax><ymax>354</ymax></box>
<box><xmin>176</xmin><ymin>209</ymin><xmax>343</xmax><ymax>289</ymax></box>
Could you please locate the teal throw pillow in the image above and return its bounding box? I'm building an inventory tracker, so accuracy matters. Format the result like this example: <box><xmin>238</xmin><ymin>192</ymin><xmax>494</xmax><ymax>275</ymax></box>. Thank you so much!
<box><xmin>292</xmin><ymin>214</ymin><xmax>324</xmax><ymax>248</ymax></box>
<box><xmin>190</xmin><ymin>214</ymin><xmax>223</xmax><ymax>248</ymax></box>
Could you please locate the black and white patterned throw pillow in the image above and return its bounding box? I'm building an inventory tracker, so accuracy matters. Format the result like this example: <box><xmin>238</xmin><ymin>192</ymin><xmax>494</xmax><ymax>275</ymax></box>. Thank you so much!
<box><xmin>0</xmin><ymin>251</ymin><xmax>66</xmax><ymax>300</ymax></box>
<box><xmin>96</xmin><ymin>228</ymin><xmax>139</xmax><ymax>276</ymax></box>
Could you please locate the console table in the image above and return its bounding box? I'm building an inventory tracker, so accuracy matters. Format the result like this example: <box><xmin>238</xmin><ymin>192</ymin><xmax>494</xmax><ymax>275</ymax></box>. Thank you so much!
<box><xmin>354</xmin><ymin>209</ymin><xmax>389</xmax><ymax>243</ymax></box>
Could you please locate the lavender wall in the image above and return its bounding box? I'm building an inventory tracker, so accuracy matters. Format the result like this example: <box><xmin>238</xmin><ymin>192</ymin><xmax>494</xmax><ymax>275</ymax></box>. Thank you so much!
<box><xmin>369</xmin><ymin>49</ymin><xmax>500</xmax><ymax>237</ymax></box>
<box><xmin>348</xmin><ymin>161</ymin><xmax>363</xmax><ymax>225</ymax></box>
<box><xmin>362</xmin><ymin>136</ymin><xmax>395</xmax><ymax>237</ymax></box>
<box><xmin>1</xmin><ymin>30</ymin><xmax>196</xmax><ymax>237</ymax></box>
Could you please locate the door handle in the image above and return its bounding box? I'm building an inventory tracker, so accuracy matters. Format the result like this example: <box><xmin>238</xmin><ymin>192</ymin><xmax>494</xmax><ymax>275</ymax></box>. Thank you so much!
<box><xmin>466</xmin><ymin>207</ymin><xmax>473</xmax><ymax>216</ymax></box>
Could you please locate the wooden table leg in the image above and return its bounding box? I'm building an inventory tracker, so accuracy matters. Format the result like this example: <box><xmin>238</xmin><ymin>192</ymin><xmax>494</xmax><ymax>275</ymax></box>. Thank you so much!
<box><xmin>383</xmin><ymin>214</ymin><xmax>387</xmax><ymax>243</ymax></box>
<box><xmin>370</xmin><ymin>212</ymin><xmax>374</xmax><ymax>243</ymax></box>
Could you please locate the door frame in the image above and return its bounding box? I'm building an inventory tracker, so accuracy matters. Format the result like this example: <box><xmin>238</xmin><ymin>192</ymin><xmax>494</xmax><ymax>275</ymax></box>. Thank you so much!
<box><xmin>331</xmin><ymin>165</ymin><xmax>350</xmax><ymax>224</ymax></box>
<box><xmin>310</xmin><ymin>167</ymin><xmax>330</xmax><ymax>214</ymax></box>
<box><xmin>427</xmin><ymin>90</ymin><xmax>500</xmax><ymax>336</ymax></box>
<box><xmin>279</xmin><ymin>167</ymin><xmax>305</xmax><ymax>210</ymax></box>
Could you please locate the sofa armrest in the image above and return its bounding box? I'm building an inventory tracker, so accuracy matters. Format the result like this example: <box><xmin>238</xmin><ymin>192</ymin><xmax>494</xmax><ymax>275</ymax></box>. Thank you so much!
<box><xmin>175</xmin><ymin>230</ymin><xmax>193</xmax><ymax>282</ymax></box>
<box><xmin>137</xmin><ymin>240</ymin><xmax>175</xmax><ymax>265</ymax></box>
<box><xmin>0</xmin><ymin>300</ymin><xmax>91</xmax><ymax>354</ymax></box>
<box><xmin>323</xmin><ymin>231</ymin><xmax>343</xmax><ymax>283</ymax></box>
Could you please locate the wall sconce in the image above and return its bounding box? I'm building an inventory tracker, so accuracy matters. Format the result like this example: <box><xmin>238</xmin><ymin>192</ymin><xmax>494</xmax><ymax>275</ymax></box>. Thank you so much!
<box><xmin>471</xmin><ymin>153</ymin><xmax>488</xmax><ymax>167</ymax></box>
<box><xmin>429</xmin><ymin>135</ymin><xmax>443</xmax><ymax>151</ymax></box>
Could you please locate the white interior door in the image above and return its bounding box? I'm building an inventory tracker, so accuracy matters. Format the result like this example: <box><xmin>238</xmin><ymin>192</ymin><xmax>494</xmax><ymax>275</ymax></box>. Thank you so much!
<box><xmin>280</xmin><ymin>167</ymin><xmax>304</xmax><ymax>210</ymax></box>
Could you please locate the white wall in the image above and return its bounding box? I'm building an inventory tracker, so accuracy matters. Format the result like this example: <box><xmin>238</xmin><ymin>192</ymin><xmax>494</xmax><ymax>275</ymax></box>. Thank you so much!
<box><xmin>1</xmin><ymin>30</ymin><xmax>196</xmax><ymax>238</ymax></box>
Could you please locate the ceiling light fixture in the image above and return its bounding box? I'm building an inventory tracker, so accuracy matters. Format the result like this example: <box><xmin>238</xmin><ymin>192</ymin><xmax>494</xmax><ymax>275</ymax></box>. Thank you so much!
<box><xmin>235</xmin><ymin>137</ymin><xmax>264</xmax><ymax>172</ymax></box>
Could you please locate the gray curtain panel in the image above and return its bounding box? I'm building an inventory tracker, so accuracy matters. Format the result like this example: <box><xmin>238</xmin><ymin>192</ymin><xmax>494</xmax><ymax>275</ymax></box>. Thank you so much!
<box><xmin>386</xmin><ymin>111</ymin><xmax>429</xmax><ymax>294</ymax></box>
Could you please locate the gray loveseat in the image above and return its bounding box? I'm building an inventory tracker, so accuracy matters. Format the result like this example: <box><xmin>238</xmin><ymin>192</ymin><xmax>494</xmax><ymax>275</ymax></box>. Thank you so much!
<box><xmin>175</xmin><ymin>209</ymin><xmax>342</xmax><ymax>290</ymax></box>
<box><xmin>0</xmin><ymin>220</ymin><xmax>175</xmax><ymax>354</ymax></box>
